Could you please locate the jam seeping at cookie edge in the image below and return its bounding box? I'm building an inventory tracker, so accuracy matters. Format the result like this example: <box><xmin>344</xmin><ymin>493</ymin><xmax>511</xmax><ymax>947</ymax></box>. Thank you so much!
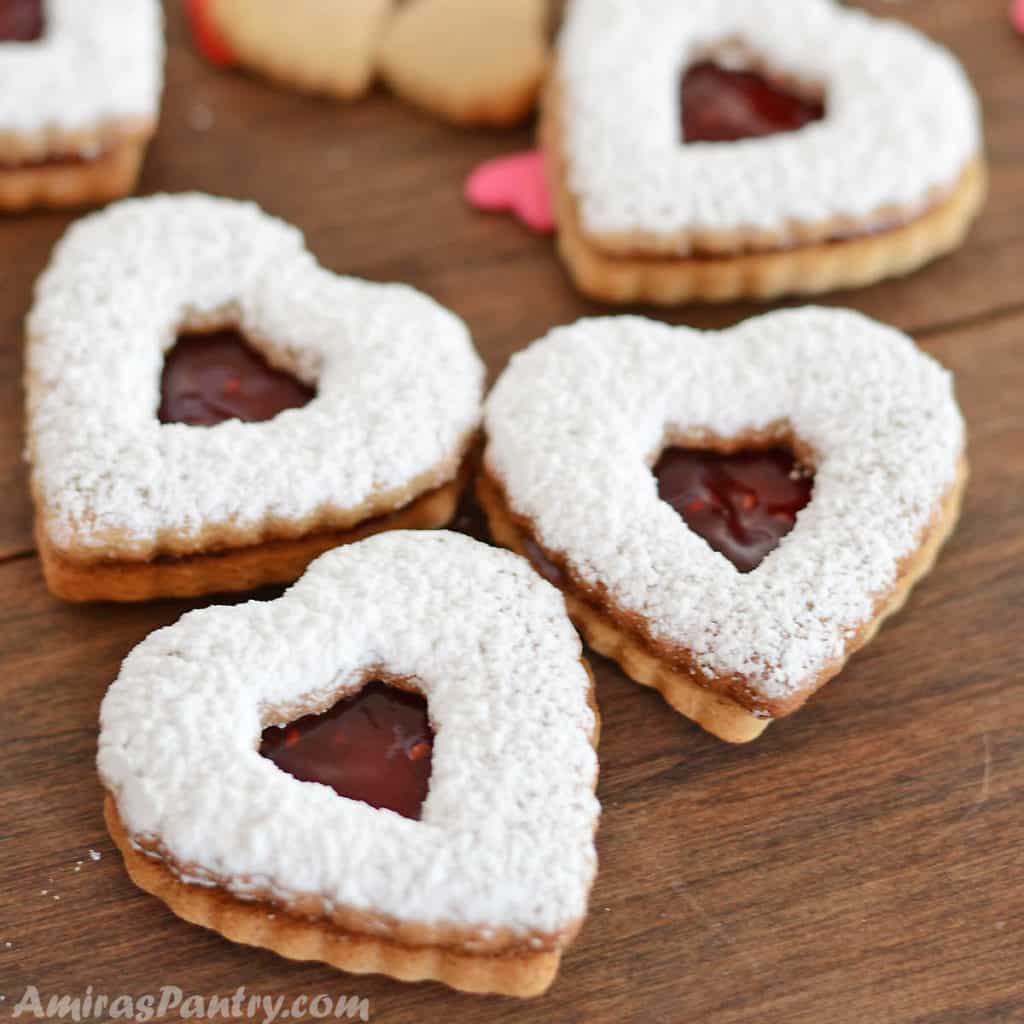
<box><xmin>681</xmin><ymin>61</ymin><xmax>825</xmax><ymax>144</ymax></box>
<box><xmin>260</xmin><ymin>681</ymin><xmax>434</xmax><ymax>821</ymax></box>
<box><xmin>654</xmin><ymin>447</ymin><xmax>814</xmax><ymax>572</ymax></box>
<box><xmin>159</xmin><ymin>330</ymin><xmax>316</xmax><ymax>427</ymax></box>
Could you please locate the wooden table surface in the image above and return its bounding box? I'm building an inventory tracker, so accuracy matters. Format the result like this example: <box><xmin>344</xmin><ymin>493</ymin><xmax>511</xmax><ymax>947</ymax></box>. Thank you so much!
<box><xmin>2</xmin><ymin>3</ymin><xmax>1022</xmax><ymax>1022</ymax></box>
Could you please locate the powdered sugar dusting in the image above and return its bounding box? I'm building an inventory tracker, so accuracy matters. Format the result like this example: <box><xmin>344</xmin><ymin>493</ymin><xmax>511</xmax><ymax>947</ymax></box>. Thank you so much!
<box><xmin>26</xmin><ymin>194</ymin><xmax>485</xmax><ymax>560</ymax></box>
<box><xmin>0</xmin><ymin>0</ymin><xmax>163</xmax><ymax>142</ymax></box>
<box><xmin>484</xmin><ymin>309</ymin><xmax>965</xmax><ymax>702</ymax></box>
<box><xmin>98</xmin><ymin>532</ymin><xmax>599</xmax><ymax>938</ymax></box>
<box><xmin>558</xmin><ymin>0</ymin><xmax>980</xmax><ymax>245</ymax></box>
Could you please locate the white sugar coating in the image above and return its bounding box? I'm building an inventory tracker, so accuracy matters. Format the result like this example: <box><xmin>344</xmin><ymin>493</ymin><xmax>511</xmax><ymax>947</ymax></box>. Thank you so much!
<box><xmin>26</xmin><ymin>194</ymin><xmax>485</xmax><ymax>560</ymax></box>
<box><xmin>484</xmin><ymin>309</ymin><xmax>965</xmax><ymax>703</ymax></box>
<box><xmin>558</xmin><ymin>0</ymin><xmax>981</xmax><ymax>244</ymax></box>
<box><xmin>98</xmin><ymin>531</ymin><xmax>600</xmax><ymax>938</ymax></box>
<box><xmin>0</xmin><ymin>0</ymin><xmax>163</xmax><ymax>142</ymax></box>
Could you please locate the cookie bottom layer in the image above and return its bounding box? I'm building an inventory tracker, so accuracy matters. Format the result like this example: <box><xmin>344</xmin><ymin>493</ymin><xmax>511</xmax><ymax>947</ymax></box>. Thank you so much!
<box><xmin>545</xmin><ymin>92</ymin><xmax>986</xmax><ymax>304</ymax></box>
<box><xmin>104</xmin><ymin>798</ymin><xmax>561</xmax><ymax>998</ymax></box>
<box><xmin>38</xmin><ymin>471</ymin><xmax>468</xmax><ymax>603</ymax></box>
<box><xmin>0</xmin><ymin>136</ymin><xmax>149</xmax><ymax>212</ymax></box>
<box><xmin>477</xmin><ymin>459</ymin><xmax>967</xmax><ymax>743</ymax></box>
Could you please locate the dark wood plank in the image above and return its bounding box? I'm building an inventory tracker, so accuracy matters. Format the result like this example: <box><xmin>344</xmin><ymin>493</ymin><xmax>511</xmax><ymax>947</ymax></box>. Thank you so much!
<box><xmin>1</xmin><ymin>0</ymin><xmax>1024</xmax><ymax>560</ymax></box>
<box><xmin>2</xmin><ymin>3</ymin><xmax>1023</xmax><ymax>1023</ymax></box>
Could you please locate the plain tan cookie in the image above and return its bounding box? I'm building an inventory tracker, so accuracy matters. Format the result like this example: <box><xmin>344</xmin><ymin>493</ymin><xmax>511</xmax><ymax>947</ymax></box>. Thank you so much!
<box><xmin>378</xmin><ymin>0</ymin><xmax>548</xmax><ymax>125</ymax></box>
<box><xmin>210</xmin><ymin>0</ymin><xmax>395</xmax><ymax>100</ymax></box>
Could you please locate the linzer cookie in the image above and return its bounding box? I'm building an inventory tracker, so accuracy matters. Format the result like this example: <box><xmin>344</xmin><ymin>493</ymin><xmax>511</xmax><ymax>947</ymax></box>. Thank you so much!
<box><xmin>478</xmin><ymin>309</ymin><xmax>967</xmax><ymax>742</ymax></box>
<box><xmin>99</xmin><ymin>531</ymin><xmax>600</xmax><ymax>997</ymax></box>
<box><xmin>546</xmin><ymin>0</ymin><xmax>986</xmax><ymax>304</ymax></box>
<box><xmin>0</xmin><ymin>0</ymin><xmax>163</xmax><ymax>212</ymax></box>
<box><xmin>25</xmin><ymin>193</ymin><xmax>484</xmax><ymax>603</ymax></box>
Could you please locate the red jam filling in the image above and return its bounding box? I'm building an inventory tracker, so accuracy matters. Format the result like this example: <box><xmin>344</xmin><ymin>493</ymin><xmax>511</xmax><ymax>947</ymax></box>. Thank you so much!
<box><xmin>681</xmin><ymin>61</ymin><xmax>825</xmax><ymax>143</ymax></box>
<box><xmin>0</xmin><ymin>0</ymin><xmax>43</xmax><ymax>42</ymax></box>
<box><xmin>522</xmin><ymin>535</ymin><xmax>566</xmax><ymax>587</ymax></box>
<box><xmin>260</xmin><ymin>682</ymin><xmax>433</xmax><ymax>821</ymax></box>
<box><xmin>159</xmin><ymin>330</ymin><xmax>315</xmax><ymax>427</ymax></box>
<box><xmin>654</xmin><ymin>447</ymin><xmax>813</xmax><ymax>572</ymax></box>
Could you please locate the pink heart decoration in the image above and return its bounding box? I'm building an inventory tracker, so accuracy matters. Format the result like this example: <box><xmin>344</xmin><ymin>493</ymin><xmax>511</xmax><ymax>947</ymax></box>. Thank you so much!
<box><xmin>465</xmin><ymin>150</ymin><xmax>554</xmax><ymax>234</ymax></box>
<box><xmin>1013</xmin><ymin>0</ymin><xmax>1024</xmax><ymax>35</ymax></box>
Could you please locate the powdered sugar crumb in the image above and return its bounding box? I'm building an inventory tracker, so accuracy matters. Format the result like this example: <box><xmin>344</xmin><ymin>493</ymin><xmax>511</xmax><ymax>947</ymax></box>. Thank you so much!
<box><xmin>484</xmin><ymin>308</ymin><xmax>965</xmax><ymax>704</ymax></box>
<box><xmin>98</xmin><ymin>532</ymin><xmax>599</xmax><ymax>939</ymax></box>
<box><xmin>88</xmin><ymin>850</ymin><xmax>102</xmax><ymax>862</ymax></box>
<box><xmin>27</xmin><ymin>194</ymin><xmax>484</xmax><ymax>561</ymax></box>
<box><xmin>558</xmin><ymin>0</ymin><xmax>980</xmax><ymax>246</ymax></box>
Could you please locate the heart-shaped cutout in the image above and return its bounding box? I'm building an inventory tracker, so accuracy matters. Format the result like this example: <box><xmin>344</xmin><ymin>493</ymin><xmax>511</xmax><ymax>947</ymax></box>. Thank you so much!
<box><xmin>0</xmin><ymin>0</ymin><xmax>44</xmax><ymax>42</ymax></box>
<box><xmin>26</xmin><ymin>194</ymin><xmax>484</xmax><ymax>600</ymax></box>
<box><xmin>680</xmin><ymin>61</ymin><xmax>825</xmax><ymax>143</ymax></box>
<box><xmin>260</xmin><ymin>680</ymin><xmax>434</xmax><ymax>820</ymax></box>
<box><xmin>158</xmin><ymin>329</ymin><xmax>316</xmax><ymax>427</ymax></box>
<box><xmin>378</xmin><ymin>0</ymin><xmax>549</xmax><ymax>125</ymax></box>
<box><xmin>465</xmin><ymin>150</ymin><xmax>555</xmax><ymax>233</ymax></box>
<box><xmin>479</xmin><ymin>308</ymin><xmax>966</xmax><ymax>742</ymax></box>
<box><xmin>653</xmin><ymin>446</ymin><xmax>814</xmax><ymax>574</ymax></box>
<box><xmin>99</xmin><ymin>531</ymin><xmax>600</xmax><ymax>997</ymax></box>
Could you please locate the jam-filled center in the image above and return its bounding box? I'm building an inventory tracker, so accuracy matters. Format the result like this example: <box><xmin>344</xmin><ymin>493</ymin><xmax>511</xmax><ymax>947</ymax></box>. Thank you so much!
<box><xmin>654</xmin><ymin>447</ymin><xmax>813</xmax><ymax>572</ymax></box>
<box><xmin>159</xmin><ymin>330</ymin><xmax>315</xmax><ymax>427</ymax></box>
<box><xmin>0</xmin><ymin>0</ymin><xmax>44</xmax><ymax>42</ymax></box>
<box><xmin>681</xmin><ymin>61</ymin><xmax>825</xmax><ymax>143</ymax></box>
<box><xmin>260</xmin><ymin>681</ymin><xmax>434</xmax><ymax>821</ymax></box>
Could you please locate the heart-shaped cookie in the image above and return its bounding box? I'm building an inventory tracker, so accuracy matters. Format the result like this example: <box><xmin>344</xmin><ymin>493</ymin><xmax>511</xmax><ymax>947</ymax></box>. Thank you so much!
<box><xmin>378</xmin><ymin>0</ymin><xmax>549</xmax><ymax>126</ymax></box>
<box><xmin>546</xmin><ymin>0</ymin><xmax>985</xmax><ymax>303</ymax></box>
<box><xmin>99</xmin><ymin>531</ymin><xmax>600</xmax><ymax>997</ymax></box>
<box><xmin>203</xmin><ymin>0</ymin><xmax>394</xmax><ymax>99</ymax></box>
<box><xmin>26</xmin><ymin>194</ymin><xmax>484</xmax><ymax>602</ymax></box>
<box><xmin>465</xmin><ymin>150</ymin><xmax>554</xmax><ymax>233</ymax></box>
<box><xmin>478</xmin><ymin>308</ymin><xmax>967</xmax><ymax>742</ymax></box>
<box><xmin>0</xmin><ymin>0</ymin><xmax>164</xmax><ymax>211</ymax></box>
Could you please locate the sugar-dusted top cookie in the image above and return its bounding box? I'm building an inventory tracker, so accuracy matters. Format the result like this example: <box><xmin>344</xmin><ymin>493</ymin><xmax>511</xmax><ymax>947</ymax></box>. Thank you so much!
<box><xmin>483</xmin><ymin>308</ymin><xmax>966</xmax><ymax>708</ymax></box>
<box><xmin>99</xmin><ymin>531</ymin><xmax>600</xmax><ymax>994</ymax></box>
<box><xmin>26</xmin><ymin>194</ymin><xmax>485</xmax><ymax>565</ymax></box>
<box><xmin>557</xmin><ymin>0</ymin><xmax>982</xmax><ymax>251</ymax></box>
<box><xmin>0</xmin><ymin>0</ymin><xmax>163</xmax><ymax>160</ymax></box>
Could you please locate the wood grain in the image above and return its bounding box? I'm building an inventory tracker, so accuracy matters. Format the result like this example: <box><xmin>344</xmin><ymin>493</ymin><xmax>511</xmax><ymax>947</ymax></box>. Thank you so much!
<box><xmin>1</xmin><ymin>3</ymin><xmax>1022</xmax><ymax>1022</ymax></box>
